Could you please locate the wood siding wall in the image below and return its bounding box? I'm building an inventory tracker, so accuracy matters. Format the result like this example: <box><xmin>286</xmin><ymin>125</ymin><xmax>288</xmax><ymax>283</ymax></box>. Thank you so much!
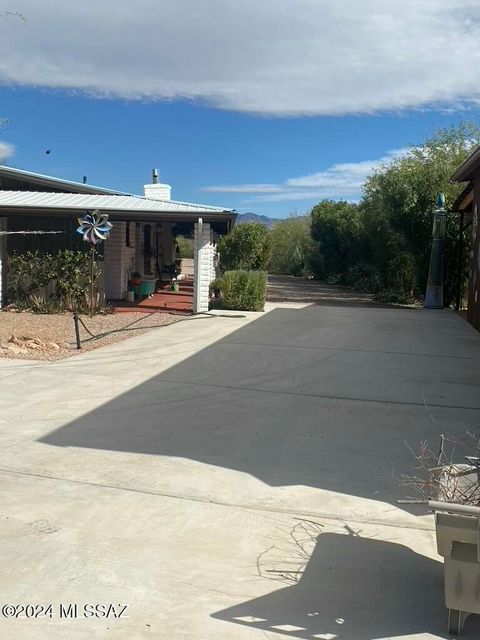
<box><xmin>469</xmin><ymin>181</ymin><xmax>480</xmax><ymax>331</ymax></box>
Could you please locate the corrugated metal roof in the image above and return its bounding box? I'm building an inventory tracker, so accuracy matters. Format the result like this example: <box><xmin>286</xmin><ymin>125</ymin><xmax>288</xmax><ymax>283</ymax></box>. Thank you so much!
<box><xmin>0</xmin><ymin>165</ymin><xmax>130</xmax><ymax>195</ymax></box>
<box><xmin>0</xmin><ymin>191</ymin><xmax>234</xmax><ymax>214</ymax></box>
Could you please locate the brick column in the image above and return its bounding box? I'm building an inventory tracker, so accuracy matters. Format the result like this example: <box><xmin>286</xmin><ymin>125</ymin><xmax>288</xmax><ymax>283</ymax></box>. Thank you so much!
<box><xmin>0</xmin><ymin>217</ymin><xmax>6</xmax><ymax>308</ymax></box>
<box><xmin>193</xmin><ymin>219</ymin><xmax>214</xmax><ymax>314</ymax></box>
<box><xmin>103</xmin><ymin>222</ymin><xmax>135</xmax><ymax>300</ymax></box>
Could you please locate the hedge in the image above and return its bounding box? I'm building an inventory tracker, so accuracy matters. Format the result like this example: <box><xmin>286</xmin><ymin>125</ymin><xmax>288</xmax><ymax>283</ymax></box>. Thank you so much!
<box><xmin>214</xmin><ymin>270</ymin><xmax>267</xmax><ymax>311</ymax></box>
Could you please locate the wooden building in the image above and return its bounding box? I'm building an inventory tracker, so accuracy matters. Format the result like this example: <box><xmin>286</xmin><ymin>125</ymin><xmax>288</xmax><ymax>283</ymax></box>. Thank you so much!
<box><xmin>451</xmin><ymin>150</ymin><xmax>480</xmax><ymax>331</ymax></box>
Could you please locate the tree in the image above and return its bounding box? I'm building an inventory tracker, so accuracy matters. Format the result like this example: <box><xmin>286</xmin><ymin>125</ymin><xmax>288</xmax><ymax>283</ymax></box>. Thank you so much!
<box><xmin>217</xmin><ymin>222</ymin><xmax>271</xmax><ymax>272</ymax></box>
<box><xmin>309</xmin><ymin>200</ymin><xmax>362</xmax><ymax>280</ymax></box>
<box><xmin>175</xmin><ymin>235</ymin><xmax>194</xmax><ymax>259</ymax></box>
<box><xmin>362</xmin><ymin>123</ymin><xmax>480</xmax><ymax>302</ymax></box>
<box><xmin>269</xmin><ymin>215</ymin><xmax>314</xmax><ymax>276</ymax></box>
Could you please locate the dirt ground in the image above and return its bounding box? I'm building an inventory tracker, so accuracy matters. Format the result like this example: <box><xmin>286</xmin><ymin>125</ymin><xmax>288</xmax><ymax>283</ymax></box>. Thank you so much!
<box><xmin>267</xmin><ymin>274</ymin><xmax>377</xmax><ymax>305</ymax></box>
<box><xmin>266</xmin><ymin>274</ymin><xmax>422</xmax><ymax>308</ymax></box>
<box><xmin>0</xmin><ymin>310</ymin><xmax>184</xmax><ymax>361</ymax></box>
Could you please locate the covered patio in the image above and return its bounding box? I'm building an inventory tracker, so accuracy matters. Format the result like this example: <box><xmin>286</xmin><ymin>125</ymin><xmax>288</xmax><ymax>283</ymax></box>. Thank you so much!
<box><xmin>0</xmin><ymin>189</ymin><xmax>236</xmax><ymax>314</ymax></box>
<box><xmin>113</xmin><ymin>279</ymin><xmax>194</xmax><ymax>314</ymax></box>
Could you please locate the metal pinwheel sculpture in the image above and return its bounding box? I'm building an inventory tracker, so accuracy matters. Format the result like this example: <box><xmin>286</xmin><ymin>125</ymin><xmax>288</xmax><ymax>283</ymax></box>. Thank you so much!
<box><xmin>76</xmin><ymin>210</ymin><xmax>113</xmax><ymax>244</ymax></box>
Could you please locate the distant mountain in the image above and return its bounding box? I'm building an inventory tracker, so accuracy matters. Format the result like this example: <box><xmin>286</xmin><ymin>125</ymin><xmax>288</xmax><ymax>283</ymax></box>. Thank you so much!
<box><xmin>236</xmin><ymin>212</ymin><xmax>279</xmax><ymax>227</ymax></box>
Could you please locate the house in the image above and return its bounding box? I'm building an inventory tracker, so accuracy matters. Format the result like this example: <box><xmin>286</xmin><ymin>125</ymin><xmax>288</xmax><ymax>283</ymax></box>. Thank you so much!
<box><xmin>451</xmin><ymin>150</ymin><xmax>480</xmax><ymax>331</ymax></box>
<box><xmin>0</xmin><ymin>166</ymin><xmax>236</xmax><ymax>313</ymax></box>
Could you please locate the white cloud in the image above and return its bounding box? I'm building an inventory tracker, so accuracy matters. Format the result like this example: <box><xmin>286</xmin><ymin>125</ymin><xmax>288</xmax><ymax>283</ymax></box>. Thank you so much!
<box><xmin>0</xmin><ymin>141</ymin><xmax>15</xmax><ymax>161</ymax></box>
<box><xmin>203</xmin><ymin>148</ymin><xmax>408</xmax><ymax>202</ymax></box>
<box><xmin>202</xmin><ymin>184</ymin><xmax>284</xmax><ymax>194</ymax></box>
<box><xmin>1</xmin><ymin>1</ymin><xmax>480</xmax><ymax>115</ymax></box>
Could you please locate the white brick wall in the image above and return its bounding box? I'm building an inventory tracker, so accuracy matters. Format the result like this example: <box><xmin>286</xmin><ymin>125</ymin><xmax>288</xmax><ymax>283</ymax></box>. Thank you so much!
<box><xmin>104</xmin><ymin>222</ymin><xmax>136</xmax><ymax>300</ymax></box>
<box><xmin>0</xmin><ymin>217</ymin><xmax>6</xmax><ymax>308</ymax></box>
<box><xmin>144</xmin><ymin>183</ymin><xmax>172</xmax><ymax>201</ymax></box>
<box><xmin>193</xmin><ymin>220</ymin><xmax>214</xmax><ymax>313</ymax></box>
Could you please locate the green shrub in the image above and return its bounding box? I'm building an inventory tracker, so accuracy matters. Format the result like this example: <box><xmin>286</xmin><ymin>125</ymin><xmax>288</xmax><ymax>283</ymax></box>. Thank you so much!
<box><xmin>216</xmin><ymin>270</ymin><xmax>267</xmax><ymax>311</ymax></box>
<box><xmin>7</xmin><ymin>250</ymin><xmax>103</xmax><ymax>313</ymax></box>
<box><xmin>269</xmin><ymin>215</ymin><xmax>314</xmax><ymax>277</ymax></box>
<box><xmin>310</xmin><ymin>200</ymin><xmax>363</xmax><ymax>281</ymax></box>
<box><xmin>176</xmin><ymin>235</ymin><xmax>194</xmax><ymax>259</ymax></box>
<box><xmin>217</xmin><ymin>223</ymin><xmax>271</xmax><ymax>273</ymax></box>
<box><xmin>307</xmin><ymin>124</ymin><xmax>480</xmax><ymax>305</ymax></box>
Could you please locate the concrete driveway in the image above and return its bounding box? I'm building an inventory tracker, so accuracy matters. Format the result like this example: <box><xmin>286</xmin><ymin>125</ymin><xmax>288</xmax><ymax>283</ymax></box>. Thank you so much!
<box><xmin>1</xmin><ymin>288</ymin><xmax>480</xmax><ymax>639</ymax></box>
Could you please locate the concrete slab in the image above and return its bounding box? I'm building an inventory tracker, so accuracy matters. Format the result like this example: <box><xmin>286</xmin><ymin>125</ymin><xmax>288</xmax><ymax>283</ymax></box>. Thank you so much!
<box><xmin>0</xmin><ymin>297</ymin><xmax>480</xmax><ymax>639</ymax></box>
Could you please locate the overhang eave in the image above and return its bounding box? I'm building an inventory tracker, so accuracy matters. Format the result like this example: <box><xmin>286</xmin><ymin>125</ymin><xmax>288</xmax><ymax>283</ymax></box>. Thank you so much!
<box><xmin>0</xmin><ymin>206</ymin><xmax>237</xmax><ymax>224</ymax></box>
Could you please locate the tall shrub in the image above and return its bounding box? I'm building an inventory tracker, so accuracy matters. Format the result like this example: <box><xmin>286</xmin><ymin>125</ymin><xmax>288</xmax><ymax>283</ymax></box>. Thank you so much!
<box><xmin>217</xmin><ymin>223</ymin><xmax>271</xmax><ymax>273</ymax></box>
<box><xmin>269</xmin><ymin>215</ymin><xmax>314</xmax><ymax>276</ymax></box>
<box><xmin>362</xmin><ymin>123</ymin><xmax>480</xmax><ymax>303</ymax></box>
<box><xmin>307</xmin><ymin>123</ymin><xmax>480</xmax><ymax>304</ymax></box>
<box><xmin>309</xmin><ymin>200</ymin><xmax>363</xmax><ymax>281</ymax></box>
<box><xmin>216</xmin><ymin>270</ymin><xmax>267</xmax><ymax>311</ymax></box>
<box><xmin>7</xmin><ymin>250</ymin><xmax>100</xmax><ymax>312</ymax></box>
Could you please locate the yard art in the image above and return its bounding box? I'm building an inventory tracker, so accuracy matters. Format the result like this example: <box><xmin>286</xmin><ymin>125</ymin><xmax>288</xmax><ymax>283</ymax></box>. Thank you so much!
<box><xmin>74</xmin><ymin>211</ymin><xmax>113</xmax><ymax>342</ymax></box>
<box><xmin>76</xmin><ymin>210</ymin><xmax>113</xmax><ymax>244</ymax></box>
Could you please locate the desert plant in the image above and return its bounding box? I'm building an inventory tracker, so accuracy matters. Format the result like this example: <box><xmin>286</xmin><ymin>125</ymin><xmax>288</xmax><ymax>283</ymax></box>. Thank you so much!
<box><xmin>7</xmin><ymin>249</ymin><xmax>103</xmax><ymax>313</ymax></box>
<box><xmin>214</xmin><ymin>270</ymin><xmax>267</xmax><ymax>311</ymax></box>
<box><xmin>176</xmin><ymin>235</ymin><xmax>194</xmax><ymax>259</ymax></box>
<box><xmin>217</xmin><ymin>223</ymin><xmax>271</xmax><ymax>273</ymax></box>
<box><xmin>269</xmin><ymin>215</ymin><xmax>314</xmax><ymax>277</ymax></box>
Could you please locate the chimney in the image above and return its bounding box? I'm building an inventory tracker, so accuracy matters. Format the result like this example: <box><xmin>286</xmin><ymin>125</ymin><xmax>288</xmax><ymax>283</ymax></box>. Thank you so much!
<box><xmin>83</xmin><ymin>176</ymin><xmax>87</xmax><ymax>184</ymax></box>
<box><xmin>144</xmin><ymin>168</ymin><xmax>171</xmax><ymax>201</ymax></box>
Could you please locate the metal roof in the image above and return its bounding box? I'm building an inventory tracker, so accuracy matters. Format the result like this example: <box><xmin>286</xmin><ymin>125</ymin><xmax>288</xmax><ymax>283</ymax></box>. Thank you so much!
<box><xmin>450</xmin><ymin>146</ymin><xmax>480</xmax><ymax>183</ymax></box>
<box><xmin>0</xmin><ymin>190</ymin><xmax>234</xmax><ymax>215</ymax></box>
<box><xmin>0</xmin><ymin>165</ymin><xmax>130</xmax><ymax>195</ymax></box>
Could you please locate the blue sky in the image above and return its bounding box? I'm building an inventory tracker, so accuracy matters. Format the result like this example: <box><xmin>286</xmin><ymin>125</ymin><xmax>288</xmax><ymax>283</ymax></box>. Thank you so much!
<box><xmin>1</xmin><ymin>1</ymin><xmax>480</xmax><ymax>218</ymax></box>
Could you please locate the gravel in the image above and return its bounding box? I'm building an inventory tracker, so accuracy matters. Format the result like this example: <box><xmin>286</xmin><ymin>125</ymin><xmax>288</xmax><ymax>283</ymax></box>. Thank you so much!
<box><xmin>0</xmin><ymin>310</ymin><xmax>185</xmax><ymax>361</ymax></box>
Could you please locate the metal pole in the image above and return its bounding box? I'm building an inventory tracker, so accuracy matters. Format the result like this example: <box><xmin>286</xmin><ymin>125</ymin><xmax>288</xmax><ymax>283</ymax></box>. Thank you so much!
<box><xmin>73</xmin><ymin>313</ymin><xmax>81</xmax><ymax>349</ymax></box>
<box><xmin>90</xmin><ymin>244</ymin><xmax>95</xmax><ymax>317</ymax></box>
<box><xmin>428</xmin><ymin>500</ymin><xmax>480</xmax><ymax>516</ymax></box>
<box><xmin>424</xmin><ymin>194</ymin><xmax>447</xmax><ymax>309</ymax></box>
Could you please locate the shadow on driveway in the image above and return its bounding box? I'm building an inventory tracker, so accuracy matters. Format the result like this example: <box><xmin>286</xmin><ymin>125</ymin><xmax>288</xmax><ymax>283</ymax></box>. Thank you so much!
<box><xmin>38</xmin><ymin>303</ymin><xmax>480</xmax><ymax>513</ymax></box>
<box><xmin>213</xmin><ymin>531</ymin><xmax>480</xmax><ymax>639</ymax></box>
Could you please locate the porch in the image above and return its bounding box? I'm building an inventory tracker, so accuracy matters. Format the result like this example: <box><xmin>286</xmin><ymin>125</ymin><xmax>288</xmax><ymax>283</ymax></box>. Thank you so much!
<box><xmin>0</xmin><ymin>191</ymin><xmax>235</xmax><ymax>315</ymax></box>
<box><xmin>113</xmin><ymin>278</ymin><xmax>194</xmax><ymax>314</ymax></box>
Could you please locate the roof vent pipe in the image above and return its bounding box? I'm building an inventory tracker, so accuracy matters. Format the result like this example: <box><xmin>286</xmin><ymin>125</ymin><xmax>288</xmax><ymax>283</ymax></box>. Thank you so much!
<box><xmin>152</xmin><ymin>168</ymin><xmax>159</xmax><ymax>184</ymax></box>
<box><xmin>82</xmin><ymin>176</ymin><xmax>87</xmax><ymax>184</ymax></box>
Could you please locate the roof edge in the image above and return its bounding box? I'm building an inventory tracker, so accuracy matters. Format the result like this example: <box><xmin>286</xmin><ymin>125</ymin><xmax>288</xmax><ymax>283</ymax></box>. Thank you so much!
<box><xmin>450</xmin><ymin>146</ymin><xmax>480</xmax><ymax>183</ymax></box>
<box><xmin>0</xmin><ymin>165</ymin><xmax>131</xmax><ymax>196</ymax></box>
<box><xmin>451</xmin><ymin>183</ymin><xmax>474</xmax><ymax>212</ymax></box>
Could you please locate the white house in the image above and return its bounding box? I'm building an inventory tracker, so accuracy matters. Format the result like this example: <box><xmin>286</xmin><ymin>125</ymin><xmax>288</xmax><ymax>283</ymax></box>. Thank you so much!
<box><xmin>0</xmin><ymin>166</ymin><xmax>236</xmax><ymax>313</ymax></box>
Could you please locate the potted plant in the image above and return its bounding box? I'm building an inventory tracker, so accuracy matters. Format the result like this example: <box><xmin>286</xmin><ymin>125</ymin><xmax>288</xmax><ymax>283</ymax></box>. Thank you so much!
<box><xmin>130</xmin><ymin>271</ymin><xmax>142</xmax><ymax>286</ymax></box>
